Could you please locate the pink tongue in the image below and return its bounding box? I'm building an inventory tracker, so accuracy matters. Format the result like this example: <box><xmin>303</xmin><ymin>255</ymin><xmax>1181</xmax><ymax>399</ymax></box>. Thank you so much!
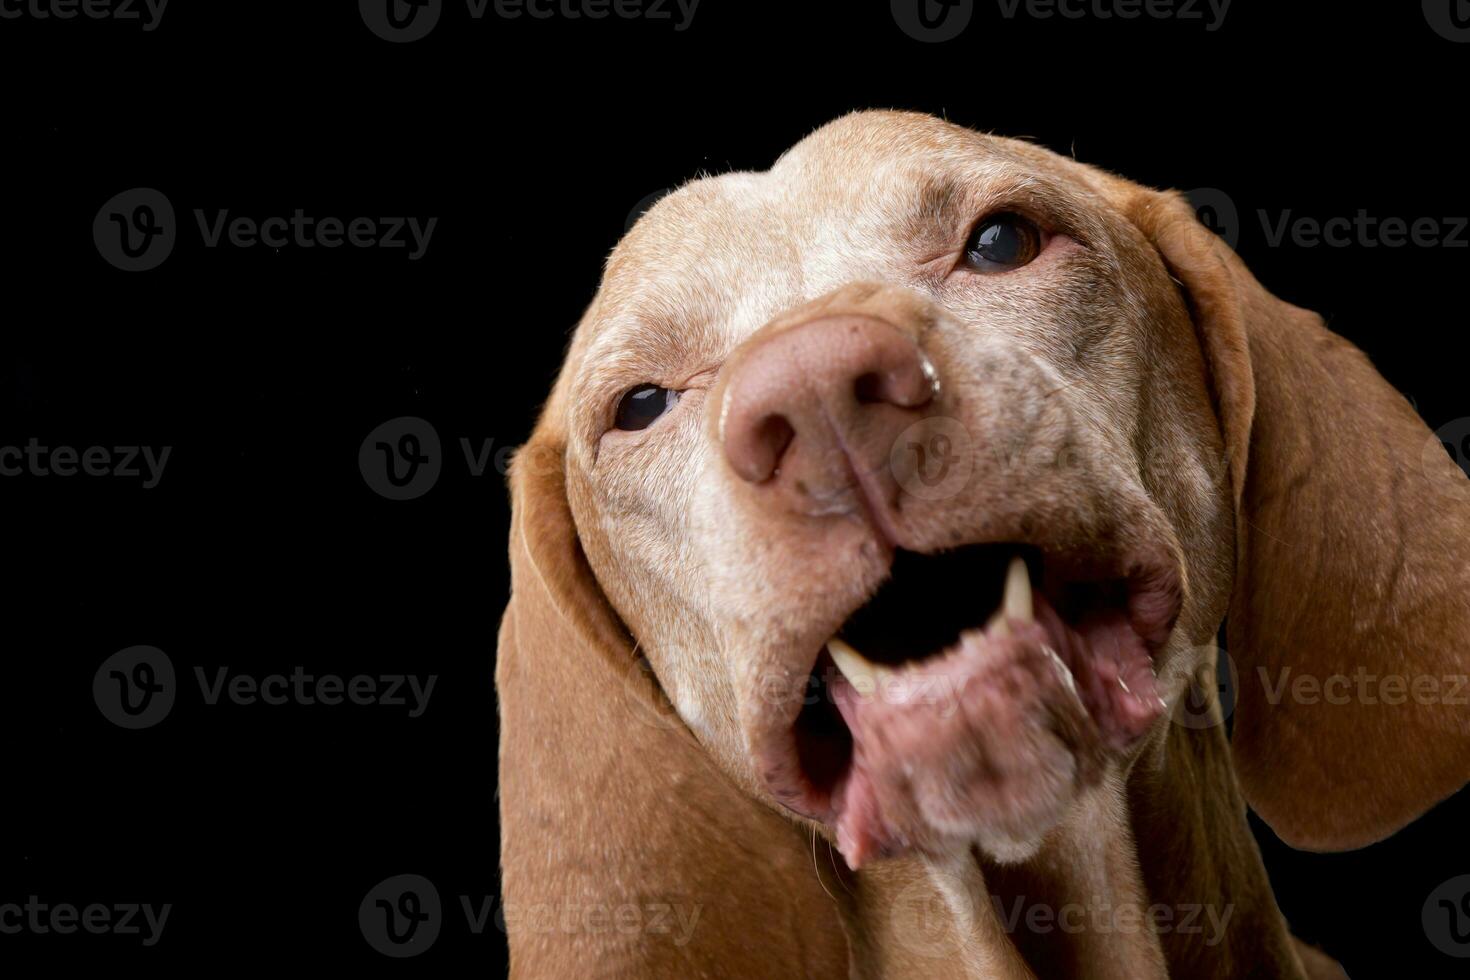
<box><xmin>1033</xmin><ymin>598</ymin><xmax>1163</xmax><ymax>749</ymax></box>
<box><xmin>826</xmin><ymin>600</ymin><xmax>1162</xmax><ymax>867</ymax></box>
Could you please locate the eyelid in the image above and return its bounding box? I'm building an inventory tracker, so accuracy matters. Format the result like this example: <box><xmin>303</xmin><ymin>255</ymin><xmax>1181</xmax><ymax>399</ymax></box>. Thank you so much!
<box><xmin>966</xmin><ymin>209</ymin><xmax>1049</xmax><ymax>246</ymax></box>
<box><xmin>677</xmin><ymin>366</ymin><xmax>720</xmax><ymax>390</ymax></box>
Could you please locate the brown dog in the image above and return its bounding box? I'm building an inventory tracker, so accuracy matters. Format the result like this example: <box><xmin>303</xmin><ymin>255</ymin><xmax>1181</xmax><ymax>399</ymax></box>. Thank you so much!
<box><xmin>496</xmin><ymin>110</ymin><xmax>1470</xmax><ymax>978</ymax></box>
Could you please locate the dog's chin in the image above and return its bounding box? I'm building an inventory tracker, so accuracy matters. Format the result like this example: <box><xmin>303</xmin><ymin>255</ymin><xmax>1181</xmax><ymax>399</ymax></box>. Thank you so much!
<box><xmin>752</xmin><ymin>541</ymin><xmax>1181</xmax><ymax>869</ymax></box>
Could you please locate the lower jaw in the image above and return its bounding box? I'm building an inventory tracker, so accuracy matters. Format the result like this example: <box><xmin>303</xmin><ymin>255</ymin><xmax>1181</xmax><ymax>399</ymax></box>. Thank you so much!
<box><xmin>792</xmin><ymin>594</ymin><xmax>1163</xmax><ymax>867</ymax></box>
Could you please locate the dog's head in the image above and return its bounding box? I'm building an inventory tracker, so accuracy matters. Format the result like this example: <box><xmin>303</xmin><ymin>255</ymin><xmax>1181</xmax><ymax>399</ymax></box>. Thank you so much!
<box><xmin>503</xmin><ymin>111</ymin><xmax>1470</xmax><ymax>871</ymax></box>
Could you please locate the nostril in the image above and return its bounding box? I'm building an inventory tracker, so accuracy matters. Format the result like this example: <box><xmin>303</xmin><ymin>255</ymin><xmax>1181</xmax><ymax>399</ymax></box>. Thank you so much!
<box><xmin>728</xmin><ymin>407</ymin><xmax>798</xmax><ymax>484</ymax></box>
<box><xmin>854</xmin><ymin>362</ymin><xmax>934</xmax><ymax>409</ymax></box>
<box><xmin>755</xmin><ymin>415</ymin><xmax>796</xmax><ymax>478</ymax></box>
<box><xmin>854</xmin><ymin>372</ymin><xmax>886</xmax><ymax>405</ymax></box>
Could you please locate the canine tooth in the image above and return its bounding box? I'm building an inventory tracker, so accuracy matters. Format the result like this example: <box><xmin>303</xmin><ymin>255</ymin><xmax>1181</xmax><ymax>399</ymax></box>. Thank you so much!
<box><xmin>827</xmin><ymin>638</ymin><xmax>887</xmax><ymax>697</ymax></box>
<box><xmin>1003</xmin><ymin>556</ymin><xmax>1034</xmax><ymax>623</ymax></box>
<box><xmin>986</xmin><ymin>609</ymin><xmax>1010</xmax><ymax>637</ymax></box>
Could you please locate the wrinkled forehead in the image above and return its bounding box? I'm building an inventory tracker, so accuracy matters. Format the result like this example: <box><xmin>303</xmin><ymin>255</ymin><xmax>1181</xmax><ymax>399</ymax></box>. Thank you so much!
<box><xmin>570</xmin><ymin>113</ymin><xmax>1115</xmax><ymax>407</ymax></box>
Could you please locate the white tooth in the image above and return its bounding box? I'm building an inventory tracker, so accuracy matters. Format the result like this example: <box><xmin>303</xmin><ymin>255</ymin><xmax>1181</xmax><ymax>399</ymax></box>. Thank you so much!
<box><xmin>827</xmin><ymin>638</ymin><xmax>886</xmax><ymax>697</ymax></box>
<box><xmin>1043</xmin><ymin>645</ymin><xmax>1082</xmax><ymax>702</ymax></box>
<box><xmin>1003</xmin><ymin>556</ymin><xmax>1034</xmax><ymax>623</ymax></box>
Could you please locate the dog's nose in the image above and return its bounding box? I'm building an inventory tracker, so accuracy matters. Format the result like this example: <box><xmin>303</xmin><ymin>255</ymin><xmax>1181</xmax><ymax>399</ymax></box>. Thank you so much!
<box><xmin>721</xmin><ymin>314</ymin><xmax>937</xmax><ymax>495</ymax></box>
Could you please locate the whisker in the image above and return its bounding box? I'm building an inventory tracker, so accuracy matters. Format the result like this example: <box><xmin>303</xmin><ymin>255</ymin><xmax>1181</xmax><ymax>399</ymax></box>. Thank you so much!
<box><xmin>826</xmin><ymin>838</ymin><xmax>855</xmax><ymax>898</ymax></box>
<box><xmin>811</xmin><ymin>825</ymin><xmax>838</xmax><ymax>903</ymax></box>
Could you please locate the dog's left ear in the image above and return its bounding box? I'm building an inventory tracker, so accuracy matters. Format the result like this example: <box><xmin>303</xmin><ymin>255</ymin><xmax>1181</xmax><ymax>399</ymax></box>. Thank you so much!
<box><xmin>1117</xmin><ymin>185</ymin><xmax>1470</xmax><ymax>851</ymax></box>
<box><xmin>496</xmin><ymin>377</ymin><xmax>850</xmax><ymax>977</ymax></box>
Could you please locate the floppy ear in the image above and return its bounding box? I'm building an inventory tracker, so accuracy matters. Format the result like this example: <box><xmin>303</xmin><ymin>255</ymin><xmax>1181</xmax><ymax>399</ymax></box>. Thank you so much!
<box><xmin>1127</xmin><ymin>189</ymin><xmax>1470</xmax><ymax>851</ymax></box>
<box><xmin>496</xmin><ymin>404</ymin><xmax>850</xmax><ymax>976</ymax></box>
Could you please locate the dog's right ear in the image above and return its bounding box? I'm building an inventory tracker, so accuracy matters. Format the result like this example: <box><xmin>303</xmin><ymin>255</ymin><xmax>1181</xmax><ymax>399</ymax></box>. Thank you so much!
<box><xmin>1120</xmin><ymin>187</ymin><xmax>1470</xmax><ymax>852</ymax></box>
<box><xmin>496</xmin><ymin>386</ymin><xmax>851</xmax><ymax>977</ymax></box>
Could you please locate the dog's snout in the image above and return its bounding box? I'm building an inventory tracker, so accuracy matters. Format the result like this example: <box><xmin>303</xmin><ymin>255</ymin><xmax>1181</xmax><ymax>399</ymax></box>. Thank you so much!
<box><xmin>721</xmin><ymin>314</ymin><xmax>936</xmax><ymax>491</ymax></box>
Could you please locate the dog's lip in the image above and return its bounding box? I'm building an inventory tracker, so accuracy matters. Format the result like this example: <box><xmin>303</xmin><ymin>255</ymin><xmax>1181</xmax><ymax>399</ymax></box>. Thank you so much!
<box><xmin>749</xmin><ymin>538</ymin><xmax>1183</xmax><ymax>830</ymax></box>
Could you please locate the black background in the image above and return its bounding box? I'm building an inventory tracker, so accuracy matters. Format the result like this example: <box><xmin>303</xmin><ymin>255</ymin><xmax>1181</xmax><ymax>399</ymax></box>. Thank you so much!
<box><xmin>3</xmin><ymin>0</ymin><xmax>1469</xmax><ymax>975</ymax></box>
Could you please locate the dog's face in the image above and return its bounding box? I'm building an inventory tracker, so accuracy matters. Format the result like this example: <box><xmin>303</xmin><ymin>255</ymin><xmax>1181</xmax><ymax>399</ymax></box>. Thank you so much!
<box><xmin>557</xmin><ymin>111</ymin><xmax>1238</xmax><ymax>865</ymax></box>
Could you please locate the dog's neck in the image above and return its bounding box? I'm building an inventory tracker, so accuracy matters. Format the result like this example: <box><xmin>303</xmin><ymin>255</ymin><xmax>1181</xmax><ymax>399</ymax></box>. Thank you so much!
<box><xmin>830</xmin><ymin>717</ymin><xmax>1308</xmax><ymax>979</ymax></box>
<box><xmin>1126</xmin><ymin>719</ymin><xmax>1308</xmax><ymax>978</ymax></box>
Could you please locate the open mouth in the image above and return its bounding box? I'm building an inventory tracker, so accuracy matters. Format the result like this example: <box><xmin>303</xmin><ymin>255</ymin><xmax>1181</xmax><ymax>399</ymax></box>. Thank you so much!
<box><xmin>778</xmin><ymin>542</ymin><xmax>1177</xmax><ymax>866</ymax></box>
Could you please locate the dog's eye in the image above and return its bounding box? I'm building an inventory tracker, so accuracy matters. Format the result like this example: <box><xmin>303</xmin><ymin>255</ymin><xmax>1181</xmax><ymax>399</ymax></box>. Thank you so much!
<box><xmin>963</xmin><ymin>213</ymin><xmax>1042</xmax><ymax>272</ymax></box>
<box><xmin>614</xmin><ymin>384</ymin><xmax>679</xmax><ymax>431</ymax></box>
